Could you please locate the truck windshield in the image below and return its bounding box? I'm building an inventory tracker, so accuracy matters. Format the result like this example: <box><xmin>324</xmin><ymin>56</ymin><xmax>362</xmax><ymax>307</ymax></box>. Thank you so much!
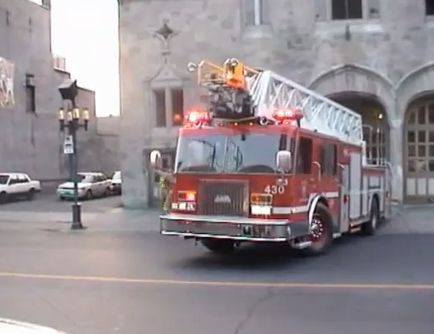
<box><xmin>175</xmin><ymin>132</ymin><xmax>290</xmax><ymax>173</ymax></box>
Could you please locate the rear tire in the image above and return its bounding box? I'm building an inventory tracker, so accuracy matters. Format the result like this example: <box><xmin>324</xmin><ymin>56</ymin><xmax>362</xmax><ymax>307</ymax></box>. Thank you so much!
<box><xmin>362</xmin><ymin>198</ymin><xmax>379</xmax><ymax>236</ymax></box>
<box><xmin>300</xmin><ymin>203</ymin><xmax>333</xmax><ymax>256</ymax></box>
<box><xmin>27</xmin><ymin>188</ymin><xmax>35</xmax><ymax>201</ymax></box>
<box><xmin>201</xmin><ymin>239</ymin><xmax>235</xmax><ymax>254</ymax></box>
<box><xmin>0</xmin><ymin>192</ymin><xmax>7</xmax><ymax>204</ymax></box>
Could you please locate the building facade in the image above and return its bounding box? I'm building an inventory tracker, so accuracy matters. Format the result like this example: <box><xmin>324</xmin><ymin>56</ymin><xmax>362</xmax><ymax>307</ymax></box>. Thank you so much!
<box><xmin>119</xmin><ymin>0</ymin><xmax>434</xmax><ymax>207</ymax></box>
<box><xmin>0</xmin><ymin>0</ymin><xmax>120</xmax><ymax>183</ymax></box>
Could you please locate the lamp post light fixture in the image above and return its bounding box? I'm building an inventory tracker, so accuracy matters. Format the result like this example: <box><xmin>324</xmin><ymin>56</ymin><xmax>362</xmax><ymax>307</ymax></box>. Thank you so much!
<box><xmin>58</xmin><ymin>79</ymin><xmax>89</xmax><ymax>230</ymax></box>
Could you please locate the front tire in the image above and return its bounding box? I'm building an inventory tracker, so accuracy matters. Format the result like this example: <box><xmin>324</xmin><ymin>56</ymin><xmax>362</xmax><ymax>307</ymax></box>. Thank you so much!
<box><xmin>0</xmin><ymin>192</ymin><xmax>7</xmax><ymax>204</ymax></box>
<box><xmin>300</xmin><ymin>203</ymin><xmax>333</xmax><ymax>256</ymax></box>
<box><xmin>85</xmin><ymin>190</ymin><xmax>93</xmax><ymax>200</ymax></box>
<box><xmin>201</xmin><ymin>239</ymin><xmax>235</xmax><ymax>254</ymax></box>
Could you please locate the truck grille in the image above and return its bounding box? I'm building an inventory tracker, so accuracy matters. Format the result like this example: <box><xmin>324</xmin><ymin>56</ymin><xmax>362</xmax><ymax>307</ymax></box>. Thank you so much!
<box><xmin>198</xmin><ymin>180</ymin><xmax>248</xmax><ymax>217</ymax></box>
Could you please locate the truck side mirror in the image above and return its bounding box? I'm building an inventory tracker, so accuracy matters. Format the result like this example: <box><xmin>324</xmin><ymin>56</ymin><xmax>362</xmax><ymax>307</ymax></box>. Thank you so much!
<box><xmin>150</xmin><ymin>150</ymin><xmax>162</xmax><ymax>169</ymax></box>
<box><xmin>276</xmin><ymin>150</ymin><xmax>292</xmax><ymax>173</ymax></box>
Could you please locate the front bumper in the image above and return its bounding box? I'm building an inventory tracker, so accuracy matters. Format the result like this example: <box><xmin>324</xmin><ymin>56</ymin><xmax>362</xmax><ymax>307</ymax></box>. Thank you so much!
<box><xmin>160</xmin><ymin>213</ymin><xmax>309</xmax><ymax>242</ymax></box>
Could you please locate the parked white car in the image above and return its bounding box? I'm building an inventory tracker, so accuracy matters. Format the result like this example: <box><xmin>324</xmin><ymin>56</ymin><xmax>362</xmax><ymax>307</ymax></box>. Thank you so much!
<box><xmin>57</xmin><ymin>172</ymin><xmax>112</xmax><ymax>200</ymax></box>
<box><xmin>0</xmin><ymin>173</ymin><xmax>41</xmax><ymax>203</ymax></box>
<box><xmin>110</xmin><ymin>171</ymin><xmax>122</xmax><ymax>195</ymax></box>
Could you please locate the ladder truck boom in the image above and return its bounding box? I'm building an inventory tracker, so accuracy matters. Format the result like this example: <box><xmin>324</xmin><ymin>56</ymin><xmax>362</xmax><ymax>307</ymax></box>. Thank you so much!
<box><xmin>188</xmin><ymin>58</ymin><xmax>364</xmax><ymax>147</ymax></box>
<box><xmin>248</xmin><ymin>70</ymin><xmax>364</xmax><ymax>146</ymax></box>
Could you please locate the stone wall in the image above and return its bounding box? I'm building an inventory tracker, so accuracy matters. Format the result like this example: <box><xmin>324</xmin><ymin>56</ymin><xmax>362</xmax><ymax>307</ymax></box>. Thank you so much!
<box><xmin>0</xmin><ymin>0</ymin><xmax>60</xmax><ymax>180</ymax></box>
<box><xmin>0</xmin><ymin>0</ymin><xmax>119</xmax><ymax>184</ymax></box>
<box><xmin>119</xmin><ymin>0</ymin><xmax>434</xmax><ymax>206</ymax></box>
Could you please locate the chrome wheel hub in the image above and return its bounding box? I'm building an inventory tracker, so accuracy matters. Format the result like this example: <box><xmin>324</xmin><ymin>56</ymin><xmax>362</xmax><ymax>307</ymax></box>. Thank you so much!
<box><xmin>310</xmin><ymin>218</ymin><xmax>324</xmax><ymax>240</ymax></box>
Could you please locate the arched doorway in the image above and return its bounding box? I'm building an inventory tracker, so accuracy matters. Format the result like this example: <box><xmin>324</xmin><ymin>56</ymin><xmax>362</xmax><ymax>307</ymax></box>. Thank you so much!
<box><xmin>328</xmin><ymin>93</ymin><xmax>390</xmax><ymax>164</ymax></box>
<box><xmin>404</xmin><ymin>96</ymin><xmax>434</xmax><ymax>203</ymax></box>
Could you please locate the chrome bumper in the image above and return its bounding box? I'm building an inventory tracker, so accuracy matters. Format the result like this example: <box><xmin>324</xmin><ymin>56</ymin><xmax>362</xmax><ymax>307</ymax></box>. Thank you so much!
<box><xmin>160</xmin><ymin>213</ymin><xmax>309</xmax><ymax>242</ymax></box>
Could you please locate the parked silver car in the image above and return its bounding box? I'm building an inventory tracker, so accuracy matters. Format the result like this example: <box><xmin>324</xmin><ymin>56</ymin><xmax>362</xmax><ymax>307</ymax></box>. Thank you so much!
<box><xmin>57</xmin><ymin>172</ymin><xmax>112</xmax><ymax>200</ymax></box>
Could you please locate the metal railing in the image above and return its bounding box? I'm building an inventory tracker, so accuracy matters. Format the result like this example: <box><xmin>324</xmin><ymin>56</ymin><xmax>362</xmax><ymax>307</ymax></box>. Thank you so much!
<box><xmin>362</xmin><ymin>124</ymin><xmax>388</xmax><ymax>166</ymax></box>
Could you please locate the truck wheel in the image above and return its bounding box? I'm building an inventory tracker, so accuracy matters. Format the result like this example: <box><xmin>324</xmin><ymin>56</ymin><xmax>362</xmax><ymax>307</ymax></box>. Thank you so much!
<box><xmin>0</xmin><ymin>192</ymin><xmax>7</xmax><ymax>204</ymax></box>
<box><xmin>301</xmin><ymin>203</ymin><xmax>333</xmax><ymax>256</ymax></box>
<box><xmin>201</xmin><ymin>239</ymin><xmax>234</xmax><ymax>254</ymax></box>
<box><xmin>362</xmin><ymin>198</ymin><xmax>379</xmax><ymax>236</ymax></box>
<box><xmin>27</xmin><ymin>189</ymin><xmax>35</xmax><ymax>201</ymax></box>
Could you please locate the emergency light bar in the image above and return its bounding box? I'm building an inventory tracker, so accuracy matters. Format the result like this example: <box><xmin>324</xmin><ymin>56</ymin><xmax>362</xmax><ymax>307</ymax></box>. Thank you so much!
<box><xmin>272</xmin><ymin>108</ymin><xmax>303</xmax><ymax>124</ymax></box>
<box><xmin>184</xmin><ymin>110</ymin><xmax>211</xmax><ymax>126</ymax></box>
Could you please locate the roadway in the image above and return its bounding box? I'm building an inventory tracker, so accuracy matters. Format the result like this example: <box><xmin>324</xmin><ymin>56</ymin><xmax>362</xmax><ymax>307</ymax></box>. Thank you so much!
<box><xmin>0</xmin><ymin>195</ymin><xmax>433</xmax><ymax>334</ymax></box>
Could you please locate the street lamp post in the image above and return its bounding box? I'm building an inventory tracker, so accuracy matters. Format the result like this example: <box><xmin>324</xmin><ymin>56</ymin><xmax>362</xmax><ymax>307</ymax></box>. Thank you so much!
<box><xmin>58</xmin><ymin>79</ymin><xmax>89</xmax><ymax>230</ymax></box>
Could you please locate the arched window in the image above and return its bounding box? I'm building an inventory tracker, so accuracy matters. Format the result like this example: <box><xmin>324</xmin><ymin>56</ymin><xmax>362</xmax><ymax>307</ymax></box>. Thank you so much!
<box><xmin>404</xmin><ymin>97</ymin><xmax>434</xmax><ymax>202</ymax></box>
<box><xmin>153</xmin><ymin>86</ymin><xmax>184</xmax><ymax>128</ymax></box>
<box><xmin>329</xmin><ymin>93</ymin><xmax>389</xmax><ymax>164</ymax></box>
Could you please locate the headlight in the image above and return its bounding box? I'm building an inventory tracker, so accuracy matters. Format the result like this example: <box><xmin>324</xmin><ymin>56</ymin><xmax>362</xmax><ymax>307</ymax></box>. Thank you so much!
<box><xmin>178</xmin><ymin>191</ymin><xmax>196</xmax><ymax>202</ymax></box>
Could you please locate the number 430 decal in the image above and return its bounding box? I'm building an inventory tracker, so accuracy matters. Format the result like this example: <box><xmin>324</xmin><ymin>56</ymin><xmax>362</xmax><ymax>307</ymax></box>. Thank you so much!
<box><xmin>264</xmin><ymin>184</ymin><xmax>286</xmax><ymax>195</ymax></box>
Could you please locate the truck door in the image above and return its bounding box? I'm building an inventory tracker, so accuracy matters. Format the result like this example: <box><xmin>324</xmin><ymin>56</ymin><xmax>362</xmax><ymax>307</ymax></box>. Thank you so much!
<box><xmin>338</xmin><ymin>164</ymin><xmax>350</xmax><ymax>232</ymax></box>
<box><xmin>349</xmin><ymin>151</ymin><xmax>362</xmax><ymax>220</ymax></box>
<box><xmin>318</xmin><ymin>141</ymin><xmax>340</xmax><ymax>228</ymax></box>
<box><xmin>385</xmin><ymin>164</ymin><xmax>392</xmax><ymax>218</ymax></box>
<box><xmin>294</xmin><ymin>136</ymin><xmax>316</xmax><ymax>204</ymax></box>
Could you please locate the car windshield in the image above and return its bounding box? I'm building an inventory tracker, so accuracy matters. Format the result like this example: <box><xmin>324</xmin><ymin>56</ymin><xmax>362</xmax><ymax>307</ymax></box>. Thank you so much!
<box><xmin>175</xmin><ymin>131</ymin><xmax>291</xmax><ymax>174</ymax></box>
<box><xmin>113</xmin><ymin>171</ymin><xmax>121</xmax><ymax>180</ymax></box>
<box><xmin>0</xmin><ymin>175</ymin><xmax>9</xmax><ymax>184</ymax></box>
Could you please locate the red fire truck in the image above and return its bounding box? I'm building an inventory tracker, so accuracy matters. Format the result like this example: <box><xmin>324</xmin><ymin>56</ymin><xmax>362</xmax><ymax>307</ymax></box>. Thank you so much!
<box><xmin>150</xmin><ymin>58</ymin><xmax>392</xmax><ymax>255</ymax></box>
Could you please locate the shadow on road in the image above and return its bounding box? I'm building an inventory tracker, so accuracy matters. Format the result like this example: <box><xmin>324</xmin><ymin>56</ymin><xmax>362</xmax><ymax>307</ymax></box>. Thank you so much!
<box><xmin>172</xmin><ymin>234</ymin><xmax>365</xmax><ymax>272</ymax></box>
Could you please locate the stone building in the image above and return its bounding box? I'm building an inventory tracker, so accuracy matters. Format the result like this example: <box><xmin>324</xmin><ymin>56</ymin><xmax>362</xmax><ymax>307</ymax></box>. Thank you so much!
<box><xmin>0</xmin><ymin>0</ymin><xmax>119</xmax><ymax>184</ymax></box>
<box><xmin>119</xmin><ymin>0</ymin><xmax>434</xmax><ymax>207</ymax></box>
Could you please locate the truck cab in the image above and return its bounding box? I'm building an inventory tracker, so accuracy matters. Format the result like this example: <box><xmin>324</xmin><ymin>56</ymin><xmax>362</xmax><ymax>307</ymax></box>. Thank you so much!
<box><xmin>151</xmin><ymin>109</ymin><xmax>339</xmax><ymax>254</ymax></box>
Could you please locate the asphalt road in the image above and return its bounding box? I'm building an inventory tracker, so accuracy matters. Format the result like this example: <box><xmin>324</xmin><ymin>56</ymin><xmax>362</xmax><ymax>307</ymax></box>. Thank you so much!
<box><xmin>0</xmin><ymin>196</ymin><xmax>433</xmax><ymax>334</ymax></box>
<box><xmin>0</xmin><ymin>231</ymin><xmax>433</xmax><ymax>333</ymax></box>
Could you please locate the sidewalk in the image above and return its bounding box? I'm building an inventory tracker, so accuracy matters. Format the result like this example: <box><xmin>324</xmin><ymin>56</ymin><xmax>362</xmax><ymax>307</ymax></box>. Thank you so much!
<box><xmin>0</xmin><ymin>207</ymin><xmax>162</xmax><ymax>233</ymax></box>
<box><xmin>379</xmin><ymin>204</ymin><xmax>434</xmax><ymax>235</ymax></box>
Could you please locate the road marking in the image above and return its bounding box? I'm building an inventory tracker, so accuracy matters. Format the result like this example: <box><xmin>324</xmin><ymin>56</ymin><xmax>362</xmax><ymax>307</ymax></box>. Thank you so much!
<box><xmin>0</xmin><ymin>272</ymin><xmax>433</xmax><ymax>290</ymax></box>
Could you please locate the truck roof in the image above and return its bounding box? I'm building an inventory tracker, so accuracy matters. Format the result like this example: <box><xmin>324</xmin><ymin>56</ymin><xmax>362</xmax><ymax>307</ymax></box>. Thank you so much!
<box><xmin>179</xmin><ymin>124</ymin><xmax>297</xmax><ymax>135</ymax></box>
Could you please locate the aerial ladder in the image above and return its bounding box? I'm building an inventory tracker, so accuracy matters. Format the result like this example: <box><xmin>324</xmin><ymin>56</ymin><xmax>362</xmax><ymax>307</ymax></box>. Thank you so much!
<box><xmin>187</xmin><ymin>58</ymin><xmax>364</xmax><ymax>149</ymax></box>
